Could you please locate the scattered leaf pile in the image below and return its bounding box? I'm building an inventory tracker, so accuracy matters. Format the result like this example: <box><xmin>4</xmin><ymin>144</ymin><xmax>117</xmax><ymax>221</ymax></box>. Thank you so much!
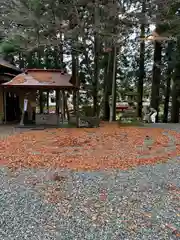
<box><xmin>0</xmin><ymin>124</ymin><xmax>179</xmax><ymax>171</ymax></box>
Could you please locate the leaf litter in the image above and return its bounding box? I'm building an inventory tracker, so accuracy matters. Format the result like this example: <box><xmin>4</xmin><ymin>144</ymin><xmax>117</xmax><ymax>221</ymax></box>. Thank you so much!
<box><xmin>0</xmin><ymin>124</ymin><xmax>179</xmax><ymax>239</ymax></box>
<box><xmin>0</xmin><ymin>124</ymin><xmax>179</xmax><ymax>171</ymax></box>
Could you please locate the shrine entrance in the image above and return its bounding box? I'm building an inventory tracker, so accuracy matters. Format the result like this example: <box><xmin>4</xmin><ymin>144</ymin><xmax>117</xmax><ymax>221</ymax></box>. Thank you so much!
<box><xmin>5</xmin><ymin>92</ymin><xmax>21</xmax><ymax>122</ymax></box>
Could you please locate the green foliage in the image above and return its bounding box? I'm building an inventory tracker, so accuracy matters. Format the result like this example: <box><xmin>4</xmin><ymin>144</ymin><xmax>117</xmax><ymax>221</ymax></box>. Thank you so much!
<box><xmin>0</xmin><ymin>42</ymin><xmax>16</xmax><ymax>54</ymax></box>
<box><xmin>0</xmin><ymin>0</ymin><xmax>180</xmax><ymax>121</ymax></box>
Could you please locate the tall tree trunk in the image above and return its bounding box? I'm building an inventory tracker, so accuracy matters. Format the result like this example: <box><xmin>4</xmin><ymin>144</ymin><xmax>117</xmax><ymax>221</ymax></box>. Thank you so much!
<box><xmin>38</xmin><ymin>43</ymin><xmax>43</xmax><ymax>113</ymax></box>
<box><xmin>93</xmin><ymin>35</ymin><xmax>100</xmax><ymax>116</ymax></box>
<box><xmin>71</xmin><ymin>37</ymin><xmax>79</xmax><ymax>127</ymax></box>
<box><xmin>137</xmin><ymin>0</ymin><xmax>145</xmax><ymax>118</ymax></box>
<box><xmin>45</xmin><ymin>47</ymin><xmax>51</xmax><ymax>69</ymax></box>
<box><xmin>37</xmin><ymin>49</ymin><xmax>41</xmax><ymax>67</ymax></box>
<box><xmin>59</xmin><ymin>33</ymin><xmax>64</xmax><ymax>68</ymax></box>
<box><xmin>72</xmin><ymin>49</ymin><xmax>77</xmax><ymax>113</ymax></box>
<box><xmin>171</xmin><ymin>39</ymin><xmax>180</xmax><ymax>123</ymax></box>
<box><xmin>75</xmin><ymin>56</ymin><xmax>79</xmax><ymax>127</ymax></box>
<box><xmin>150</xmin><ymin>40</ymin><xmax>162</xmax><ymax>122</ymax></box>
<box><xmin>37</xmin><ymin>29</ymin><xmax>41</xmax><ymax>68</ymax></box>
<box><xmin>54</xmin><ymin>46</ymin><xmax>59</xmax><ymax>68</ymax></box>
<box><xmin>103</xmin><ymin>50</ymin><xmax>114</xmax><ymax>120</ymax></box>
<box><xmin>163</xmin><ymin>42</ymin><xmax>174</xmax><ymax>123</ymax></box>
<box><xmin>19</xmin><ymin>53</ymin><xmax>24</xmax><ymax>69</ymax></box>
<box><xmin>93</xmin><ymin>0</ymin><xmax>100</xmax><ymax>116</ymax></box>
<box><xmin>71</xmin><ymin>45</ymin><xmax>79</xmax><ymax>126</ymax></box>
<box><xmin>111</xmin><ymin>47</ymin><xmax>117</xmax><ymax>121</ymax></box>
<box><xmin>103</xmin><ymin>52</ymin><xmax>111</xmax><ymax>120</ymax></box>
<box><xmin>171</xmin><ymin>82</ymin><xmax>179</xmax><ymax>123</ymax></box>
<box><xmin>27</xmin><ymin>52</ymin><xmax>33</xmax><ymax>68</ymax></box>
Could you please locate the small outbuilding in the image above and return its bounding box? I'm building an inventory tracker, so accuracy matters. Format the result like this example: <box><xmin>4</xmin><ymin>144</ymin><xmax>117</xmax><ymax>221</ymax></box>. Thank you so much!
<box><xmin>2</xmin><ymin>69</ymin><xmax>78</xmax><ymax>126</ymax></box>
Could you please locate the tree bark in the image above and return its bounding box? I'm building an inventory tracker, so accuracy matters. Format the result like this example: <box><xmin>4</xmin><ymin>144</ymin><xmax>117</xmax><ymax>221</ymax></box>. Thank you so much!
<box><xmin>103</xmin><ymin>52</ymin><xmax>111</xmax><ymax>120</ymax></box>
<box><xmin>45</xmin><ymin>47</ymin><xmax>50</xmax><ymax>69</ymax></box>
<box><xmin>93</xmin><ymin>0</ymin><xmax>100</xmax><ymax>116</ymax></box>
<box><xmin>171</xmin><ymin>81</ymin><xmax>179</xmax><ymax>123</ymax></box>
<box><xmin>111</xmin><ymin>47</ymin><xmax>117</xmax><ymax>121</ymax></box>
<box><xmin>71</xmin><ymin>40</ymin><xmax>79</xmax><ymax>126</ymax></box>
<box><xmin>19</xmin><ymin>53</ymin><xmax>24</xmax><ymax>69</ymax></box>
<box><xmin>163</xmin><ymin>42</ymin><xmax>174</xmax><ymax>123</ymax></box>
<box><xmin>27</xmin><ymin>52</ymin><xmax>33</xmax><ymax>68</ymax></box>
<box><xmin>171</xmin><ymin>39</ymin><xmax>180</xmax><ymax>123</ymax></box>
<box><xmin>72</xmin><ymin>48</ymin><xmax>77</xmax><ymax>113</ymax></box>
<box><xmin>75</xmin><ymin>56</ymin><xmax>79</xmax><ymax>127</ymax></box>
<box><xmin>93</xmin><ymin>34</ymin><xmax>100</xmax><ymax>116</ymax></box>
<box><xmin>137</xmin><ymin>0</ymin><xmax>145</xmax><ymax>118</ymax></box>
<box><xmin>103</xmin><ymin>50</ymin><xmax>114</xmax><ymax>120</ymax></box>
<box><xmin>150</xmin><ymin>40</ymin><xmax>162</xmax><ymax>122</ymax></box>
<box><xmin>59</xmin><ymin>33</ymin><xmax>64</xmax><ymax>68</ymax></box>
<box><xmin>54</xmin><ymin>46</ymin><xmax>59</xmax><ymax>68</ymax></box>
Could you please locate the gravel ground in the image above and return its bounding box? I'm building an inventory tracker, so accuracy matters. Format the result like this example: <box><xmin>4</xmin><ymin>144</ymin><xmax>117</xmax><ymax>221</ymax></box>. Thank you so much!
<box><xmin>144</xmin><ymin>123</ymin><xmax>180</xmax><ymax>132</ymax></box>
<box><xmin>0</xmin><ymin>125</ymin><xmax>29</xmax><ymax>139</ymax></box>
<box><xmin>0</xmin><ymin>159</ymin><xmax>180</xmax><ymax>240</ymax></box>
<box><xmin>0</xmin><ymin>123</ymin><xmax>179</xmax><ymax>240</ymax></box>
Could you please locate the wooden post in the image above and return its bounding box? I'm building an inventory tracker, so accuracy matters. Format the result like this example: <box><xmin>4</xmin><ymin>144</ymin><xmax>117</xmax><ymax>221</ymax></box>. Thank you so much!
<box><xmin>47</xmin><ymin>91</ymin><xmax>49</xmax><ymax>113</ymax></box>
<box><xmin>56</xmin><ymin>90</ymin><xmax>60</xmax><ymax>126</ymax></box>
<box><xmin>64</xmin><ymin>92</ymin><xmax>70</xmax><ymax>121</ymax></box>
<box><xmin>20</xmin><ymin>98</ymin><xmax>28</xmax><ymax>126</ymax></box>
<box><xmin>59</xmin><ymin>90</ymin><xmax>62</xmax><ymax>123</ymax></box>
<box><xmin>20</xmin><ymin>111</ymin><xmax>24</xmax><ymax>126</ymax></box>
<box><xmin>61</xmin><ymin>90</ymin><xmax>64</xmax><ymax>124</ymax></box>
<box><xmin>39</xmin><ymin>90</ymin><xmax>43</xmax><ymax>114</ymax></box>
<box><xmin>62</xmin><ymin>91</ymin><xmax>66</xmax><ymax>119</ymax></box>
<box><xmin>3</xmin><ymin>89</ymin><xmax>6</xmax><ymax>124</ymax></box>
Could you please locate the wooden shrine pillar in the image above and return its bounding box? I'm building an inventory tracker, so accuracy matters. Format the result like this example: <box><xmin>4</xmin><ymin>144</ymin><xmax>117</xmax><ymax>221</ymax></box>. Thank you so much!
<box><xmin>64</xmin><ymin>92</ymin><xmax>70</xmax><ymax>121</ymax></box>
<box><xmin>39</xmin><ymin>90</ymin><xmax>43</xmax><ymax>114</ymax></box>
<box><xmin>56</xmin><ymin>90</ymin><xmax>60</xmax><ymax>125</ymax></box>
<box><xmin>62</xmin><ymin>91</ymin><xmax>66</xmax><ymax>119</ymax></box>
<box><xmin>56</xmin><ymin>90</ymin><xmax>68</xmax><ymax>125</ymax></box>
<box><xmin>46</xmin><ymin>91</ymin><xmax>49</xmax><ymax>113</ymax></box>
<box><xmin>20</xmin><ymin>97</ymin><xmax>28</xmax><ymax>126</ymax></box>
<box><xmin>3</xmin><ymin>88</ymin><xmax>7</xmax><ymax>124</ymax></box>
<box><xmin>61</xmin><ymin>90</ymin><xmax>64</xmax><ymax>124</ymax></box>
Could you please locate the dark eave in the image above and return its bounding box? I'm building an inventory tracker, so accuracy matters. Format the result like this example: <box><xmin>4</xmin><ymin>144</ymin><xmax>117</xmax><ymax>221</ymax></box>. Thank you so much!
<box><xmin>0</xmin><ymin>59</ymin><xmax>22</xmax><ymax>75</ymax></box>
